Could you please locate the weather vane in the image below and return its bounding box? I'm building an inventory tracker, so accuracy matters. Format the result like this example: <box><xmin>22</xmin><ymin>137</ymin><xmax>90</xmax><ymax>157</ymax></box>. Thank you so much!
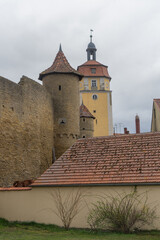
<box><xmin>90</xmin><ymin>29</ymin><xmax>93</xmax><ymax>42</ymax></box>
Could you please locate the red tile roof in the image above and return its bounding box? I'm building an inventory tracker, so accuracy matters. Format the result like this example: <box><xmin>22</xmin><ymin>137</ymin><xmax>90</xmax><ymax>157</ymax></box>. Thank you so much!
<box><xmin>77</xmin><ymin>60</ymin><xmax>111</xmax><ymax>79</ymax></box>
<box><xmin>80</xmin><ymin>103</ymin><xmax>95</xmax><ymax>119</ymax></box>
<box><xmin>31</xmin><ymin>132</ymin><xmax>160</xmax><ymax>187</ymax></box>
<box><xmin>39</xmin><ymin>49</ymin><xmax>83</xmax><ymax>80</ymax></box>
<box><xmin>154</xmin><ymin>99</ymin><xmax>160</xmax><ymax>110</ymax></box>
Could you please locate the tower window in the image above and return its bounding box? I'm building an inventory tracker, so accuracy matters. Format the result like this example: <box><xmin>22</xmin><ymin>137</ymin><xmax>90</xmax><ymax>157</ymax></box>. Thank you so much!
<box><xmin>83</xmin><ymin>118</ymin><xmax>85</xmax><ymax>122</ymax></box>
<box><xmin>59</xmin><ymin>85</ymin><xmax>61</xmax><ymax>91</ymax></box>
<box><xmin>92</xmin><ymin>94</ymin><xmax>98</xmax><ymax>100</ymax></box>
<box><xmin>91</xmin><ymin>80</ymin><xmax>97</xmax><ymax>88</ymax></box>
<box><xmin>91</xmin><ymin>68</ymin><xmax>96</xmax><ymax>74</ymax></box>
<box><xmin>58</xmin><ymin>118</ymin><xmax>66</xmax><ymax>124</ymax></box>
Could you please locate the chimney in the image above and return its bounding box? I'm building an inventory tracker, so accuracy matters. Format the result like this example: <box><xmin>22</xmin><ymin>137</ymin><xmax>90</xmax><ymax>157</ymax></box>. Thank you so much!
<box><xmin>124</xmin><ymin>127</ymin><xmax>127</xmax><ymax>134</ymax></box>
<box><xmin>124</xmin><ymin>127</ymin><xmax>129</xmax><ymax>134</ymax></box>
<box><xmin>135</xmin><ymin>115</ymin><xmax>140</xmax><ymax>133</ymax></box>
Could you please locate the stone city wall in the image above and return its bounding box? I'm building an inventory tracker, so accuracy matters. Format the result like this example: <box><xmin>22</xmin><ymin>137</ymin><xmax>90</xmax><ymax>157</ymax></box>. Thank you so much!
<box><xmin>0</xmin><ymin>76</ymin><xmax>54</xmax><ymax>187</ymax></box>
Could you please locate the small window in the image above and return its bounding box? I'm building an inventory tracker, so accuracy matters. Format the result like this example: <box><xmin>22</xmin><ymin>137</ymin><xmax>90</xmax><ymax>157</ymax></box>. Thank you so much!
<box><xmin>92</xmin><ymin>94</ymin><xmax>98</xmax><ymax>100</ymax></box>
<box><xmin>91</xmin><ymin>68</ymin><xmax>96</xmax><ymax>74</ymax></box>
<box><xmin>82</xmin><ymin>135</ymin><xmax>86</xmax><ymax>138</ymax></box>
<box><xmin>93</xmin><ymin>110</ymin><xmax>96</xmax><ymax>113</ymax></box>
<box><xmin>96</xmin><ymin>119</ymin><xmax>97</xmax><ymax>124</ymax></box>
<box><xmin>83</xmin><ymin>118</ymin><xmax>85</xmax><ymax>122</ymax></box>
<box><xmin>91</xmin><ymin>80</ymin><xmax>97</xmax><ymax>87</ymax></box>
<box><xmin>83</xmin><ymin>128</ymin><xmax>85</xmax><ymax>130</ymax></box>
<box><xmin>59</xmin><ymin>85</ymin><xmax>61</xmax><ymax>91</ymax></box>
<box><xmin>58</xmin><ymin>118</ymin><xmax>66</xmax><ymax>124</ymax></box>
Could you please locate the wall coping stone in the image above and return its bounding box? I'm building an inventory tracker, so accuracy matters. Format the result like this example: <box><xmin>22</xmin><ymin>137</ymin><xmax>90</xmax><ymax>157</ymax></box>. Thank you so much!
<box><xmin>0</xmin><ymin>187</ymin><xmax>32</xmax><ymax>191</ymax></box>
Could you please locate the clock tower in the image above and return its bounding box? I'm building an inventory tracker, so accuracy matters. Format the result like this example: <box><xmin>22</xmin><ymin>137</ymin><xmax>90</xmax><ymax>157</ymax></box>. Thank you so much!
<box><xmin>77</xmin><ymin>33</ymin><xmax>113</xmax><ymax>136</ymax></box>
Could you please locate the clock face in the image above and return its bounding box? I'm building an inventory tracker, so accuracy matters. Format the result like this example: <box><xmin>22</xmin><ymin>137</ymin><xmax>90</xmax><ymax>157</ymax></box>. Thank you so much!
<box><xmin>79</xmin><ymin>81</ymin><xmax>84</xmax><ymax>90</ymax></box>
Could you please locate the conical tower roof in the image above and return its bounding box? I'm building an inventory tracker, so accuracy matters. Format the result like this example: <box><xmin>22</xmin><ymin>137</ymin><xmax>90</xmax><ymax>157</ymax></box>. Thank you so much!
<box><xmin>80</xmin><ymin>102</ymin><xmax>95</xmax><ymax>119</ymax></box>
<box><xmin>39</xmin><ymin>45</ymin><xmax>83</xmax><ymax>80</ymax></box>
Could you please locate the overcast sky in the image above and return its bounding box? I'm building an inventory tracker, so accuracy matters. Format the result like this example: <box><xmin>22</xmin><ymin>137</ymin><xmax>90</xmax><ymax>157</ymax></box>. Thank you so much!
<box><xmin>0</xmin><ymin>0</ymin><xmax>160</xmax><ymax>133</ymax></box>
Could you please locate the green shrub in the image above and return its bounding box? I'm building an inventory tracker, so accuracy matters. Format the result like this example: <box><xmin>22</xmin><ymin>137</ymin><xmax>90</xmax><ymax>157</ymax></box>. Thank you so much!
<box><xmin>87</xmin><ymin>191</ymin><xmax>156</xmax><ymax>233</ymax></box>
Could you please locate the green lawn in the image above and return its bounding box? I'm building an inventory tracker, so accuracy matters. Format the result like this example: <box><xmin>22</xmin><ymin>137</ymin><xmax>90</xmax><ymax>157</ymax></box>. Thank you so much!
<box><xmin>0</xmin><ymin>219</ymin><xmax>160</xmax><ymax>240</ymax></box>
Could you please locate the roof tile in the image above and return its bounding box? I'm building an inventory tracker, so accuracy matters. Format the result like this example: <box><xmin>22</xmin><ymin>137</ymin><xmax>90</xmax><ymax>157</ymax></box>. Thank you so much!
<box><xmin>32</xmin><ymin>132</ymin><xmax>160</xmax><ymax>186</ymax></box>
<box><xmin>77</xmin><ymin>60</ymin><xmax>111</xmax><ymax>79</ymax></box>
<box><xmin>80</xmin><ymin>103</ymin><xmax>95</xmax><ymax>119</ymax></box>
<box><xmin>39</xmin><ymin>49</ymin><xmax>83</xmax><ymax>80</ymax></box>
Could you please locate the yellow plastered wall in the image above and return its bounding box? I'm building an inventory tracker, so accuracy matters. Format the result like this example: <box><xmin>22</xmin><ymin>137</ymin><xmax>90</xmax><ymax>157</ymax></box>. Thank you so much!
<box><xmin>151</xmin><ymin>102</ymin><xmax>160</xmax><ymax>132</ymax></box>
<box><xmin>0</xmin><ymin>185</ymin><xmax>160</xmax><ymax>230</ymax></box>
<box><xmin>80</xmin><ymin>78</ymin><xmax>110</xmax><ymax>91</ymax></box>
<box><xmin>82</xmin><ymin>92</ymin><xmax>109</xmax><ymax>136</ymax></box>
<box><xmin>80</xmin><ymin>77</ymin><xmax>112</xmax><ymax>137</ymax></box>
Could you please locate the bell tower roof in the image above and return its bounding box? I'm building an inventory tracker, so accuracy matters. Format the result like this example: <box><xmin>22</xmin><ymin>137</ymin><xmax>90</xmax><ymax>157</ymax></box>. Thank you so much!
<box><xmin>86</xmin><ymin>30</ymin><xmax>97</xmax><ymax>61</ymax></box>
<box><xmin>39</xmin><ymin>45</ymin><xmax>83</xmax><ymax>80</ymax></box>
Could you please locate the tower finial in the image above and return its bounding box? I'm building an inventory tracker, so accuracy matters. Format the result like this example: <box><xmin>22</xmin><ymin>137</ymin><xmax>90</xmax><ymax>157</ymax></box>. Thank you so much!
<box><xmin>90</xmin><ymin>29</ymin><xmax>93</xmax><ymax>42</ymax></box>
<box><xmin>59</xmin><ymin>44</ymin><xmax>62</xmax><ymax>52</ymax></box>
<box><xmin>86</xmin><ymin>29</ymin><xmax>96</xmax><ymax>61</ymax></box>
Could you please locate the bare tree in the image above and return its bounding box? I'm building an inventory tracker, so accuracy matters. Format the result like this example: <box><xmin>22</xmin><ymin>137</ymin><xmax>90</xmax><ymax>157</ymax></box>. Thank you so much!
<box><xmin>87</xmin><ymin>191</ymin><xmax>157</xmax><ymax>233</ymax></box>
<box><xmin>51</xmin><ymin>188</ymin><xmax>85</xmax><ymax>230</ymax></box>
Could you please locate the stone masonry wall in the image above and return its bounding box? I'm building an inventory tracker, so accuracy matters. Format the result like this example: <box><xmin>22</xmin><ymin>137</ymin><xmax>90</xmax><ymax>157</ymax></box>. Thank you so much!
<box><xmin>43</xmin><ymin>74</ymin><xmax>80</xmax><ymax>159</ymax></box>
<box><xmin>80</xmin><ymin>117</ymin><xmax>94</xmax><ymax>138</ymax></box>
<box><xmin>0</xmin><ymin>76</ymin><xmax>54</xmax><ymax>187</ymax></box>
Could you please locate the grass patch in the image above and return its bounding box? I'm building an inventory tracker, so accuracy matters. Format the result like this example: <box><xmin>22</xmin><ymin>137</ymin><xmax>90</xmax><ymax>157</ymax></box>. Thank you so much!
<box><xmin>0</xmin><ymin>218</ymin><xmax>160</xmax><ymax>240</ymax></box>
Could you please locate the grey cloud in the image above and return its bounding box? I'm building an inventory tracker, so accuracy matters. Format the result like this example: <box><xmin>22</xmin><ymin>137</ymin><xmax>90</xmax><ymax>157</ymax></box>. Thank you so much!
<box><xmin>0</xmin><ymin>0</ymin><xmax>160</xmax><ymax>133</ymax></box>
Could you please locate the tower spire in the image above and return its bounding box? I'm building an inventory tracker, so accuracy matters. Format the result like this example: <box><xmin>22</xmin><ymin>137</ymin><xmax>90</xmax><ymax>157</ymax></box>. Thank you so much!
<box><xmin>86</xmin><ymin>29</ymin><xmax>97</xmax><ymax>61</ymax></box>
<box><xmin>59</xmin><ymin>43</ymin><xmax>62</xmax><ymax>52</ymax></box>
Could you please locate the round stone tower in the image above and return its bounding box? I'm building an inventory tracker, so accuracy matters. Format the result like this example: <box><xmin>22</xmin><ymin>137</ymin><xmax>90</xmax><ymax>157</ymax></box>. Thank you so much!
<box><xmin>39</xmin><ymin>45</ymin><xmax>83</xmax><ymax>159</ymax></box>
<box><xmin>80</xmin><ymin>102</ymin><xmax>95</xmax><ymax>138</ymax></box>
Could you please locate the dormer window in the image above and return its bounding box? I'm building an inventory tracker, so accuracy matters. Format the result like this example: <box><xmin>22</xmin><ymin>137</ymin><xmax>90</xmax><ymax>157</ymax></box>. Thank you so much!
<box><xmin>91</xmin><ymin>68</ymin><xmax>96</xmax><ymax>74</ymax></box>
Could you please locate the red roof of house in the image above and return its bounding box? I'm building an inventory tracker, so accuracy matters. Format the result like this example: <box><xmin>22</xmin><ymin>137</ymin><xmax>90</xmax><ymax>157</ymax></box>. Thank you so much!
<box><xmin>154</xmin><ymin>99</ymin><xmax>160</xmax><ymax>110</ymax></box>
<box><xmin>80</xmin><ymin>103</ymin><xmax>95</xmax><ymax>119</ymax></box>
<box><xmin>77</xmin><ymin>60</ymin><xmax>111</xmax><ymax>79</ymax></box>
<box><xmin>31</xmin><ymin>132</ymin><xmax>160</xmax><ymax>187</ymax></box>
<box><xmin>39</xmin><ymin>48</ymin><xmax>83</xmax><ymax>80</ymax></box>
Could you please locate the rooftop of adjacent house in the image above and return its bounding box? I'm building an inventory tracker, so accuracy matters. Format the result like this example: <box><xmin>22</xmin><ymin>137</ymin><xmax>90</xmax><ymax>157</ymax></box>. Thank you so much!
<box><xmin>80</xmin><ymin>102</ymin><xmax>95</xmax><ymax>119</ymax></box>
<box><xmin>77</xmin><ymin>60</ymin><xmax>111</xmax><ymax>79</ymax></box>
<box><xmin>154</xmin><ymin>99</ymin><xmax>160</xmax><ymax>110</ymax></box>
<box><xmin>39</xmin><ymin>45</ymin><xmax>83</xmax><ymax>80</ymax></box>
<box><xmin>32</xmin><ymin>132</ymin><xmax>160</xmax><ymax>187</ymax></box>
